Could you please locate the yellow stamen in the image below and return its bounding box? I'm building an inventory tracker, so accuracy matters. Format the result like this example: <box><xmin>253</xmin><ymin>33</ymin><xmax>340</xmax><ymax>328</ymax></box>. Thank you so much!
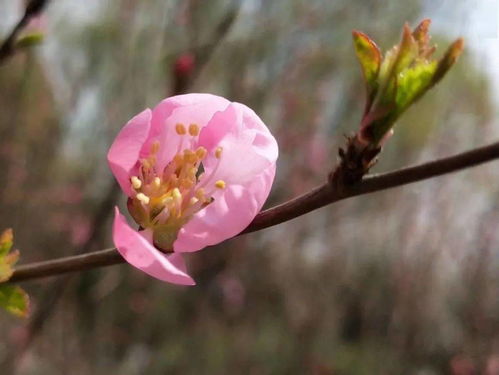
<box><xmin>131</xmin><ymin>176</ymin><xmax>142</xmax><ymax>190</ymax></box>
<box><xmin>215</xmin><ymin>146</ymin><xmax>223</xmax><ymax>159</ymax></box>
<box><xmin>175</xmin><ymin>123</ymin><xmax>187</xmax><ymax>135</ymax></box>
<box><xmin>127</xmin><ymin>140</ymin><xmax>225</xmax><ymax>248</ymax></box>
<box><xmin>142</xmin><ymin>159</ymin><xmax>152</xmax><ymax>169</ymax></box>
<box><xmin>136</xmin><ymin>193</ymin><xmax>150</xmax><ymax>205</ymax></box>
<box><xmin>173</xmin><ymin>154</ymin><xmax>183</xmax><ymax>165</ymax></box>
<box><xmin>172</xmin><ymin>188</ymin><xmax>182</xmax><ymax>201</ymax></box>
<box><xmin>183</xmin><ymin>149</ymin><xmax>197</xmax><ymax>164</ymax></box>
<box><xmin>153</xmin><ymin>177</ymin><xmax>161</xmax><ymax>188</ymax></box>
<box><xmin>195</xmin><ymin>147</ymin><xmax>207</xmax><ymax>160</ymax></box>
<box><xmin>195</xmin><ymin>188</ymin><xmax>206</xmax><ymax>200</ymax></box>
<box><xmin>161</xmin><ymin>196</ymin><xmax>173</xmax><ymax>206</ymax></box>
<box><xmin>215</xmin><ymin>180</ymin><xmax>226</xmax><ymax>189</ymax></box>
<box><xmin>181</xmin><ymin>178</ymin><xmax>194</xmax><ymax>189</ymax></box>
<box><xmin>188</xmin><ymin>124</ymin><xmax>200</xmax><ymax>136</ymax></box>
<box><xmin>151</xmin><ymin>140</ymin><xmax>160</xmax><ymax>154</ymax></box>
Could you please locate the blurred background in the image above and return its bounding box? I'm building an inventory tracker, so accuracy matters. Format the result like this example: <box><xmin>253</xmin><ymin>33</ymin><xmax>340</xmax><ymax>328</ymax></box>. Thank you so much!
<box><xmin>0</xmin><ymin>0</ymin><xmax>498</xmax><ymax>374</ymax></box>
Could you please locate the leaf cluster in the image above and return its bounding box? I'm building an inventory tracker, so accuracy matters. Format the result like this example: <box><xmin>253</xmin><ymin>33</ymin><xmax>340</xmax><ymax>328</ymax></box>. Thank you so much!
<box><xmin>0</xmin><ymin>229</ymin><xmax>29</xmax><ymax>318</ymax></box>
<box><xmin>353</xmin><ymin>19</ymin><xmax>464</xmax><ymax>145</ymax></box>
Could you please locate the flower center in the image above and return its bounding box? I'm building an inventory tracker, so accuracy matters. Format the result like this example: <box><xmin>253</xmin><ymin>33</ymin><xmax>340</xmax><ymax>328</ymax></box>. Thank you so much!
<box><xmin>127</xmin><ymin>123</ymin><xmax>225</xmax><ymax>250</ymax></box>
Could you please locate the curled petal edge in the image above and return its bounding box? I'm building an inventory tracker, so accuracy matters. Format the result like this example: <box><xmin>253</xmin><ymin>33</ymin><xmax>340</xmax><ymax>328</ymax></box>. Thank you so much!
<box><xmin>113</xmin><ymin>207</ymin><xmax>195</xmax><ymax>285</ymax></box>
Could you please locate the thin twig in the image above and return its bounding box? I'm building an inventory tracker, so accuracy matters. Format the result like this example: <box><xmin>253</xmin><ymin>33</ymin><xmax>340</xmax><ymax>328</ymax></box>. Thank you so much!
<box><xmin>0</xmin><ymin>0</ymin><xmax>49</xmax><ymax>63</ymax></box>
<box><xmin>8</xmin><ymin>139</ymin><xmax>499</xmax><ymax>283</ymax></box>
<box><xmin>18</xmin><ymin>183</ymin><xmax>121</xmax><ymax>351</ymax></box>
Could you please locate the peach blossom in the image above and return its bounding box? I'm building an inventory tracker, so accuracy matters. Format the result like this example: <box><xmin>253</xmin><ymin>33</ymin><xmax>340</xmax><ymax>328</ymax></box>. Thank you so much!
<box><xmin>108</xmin><ymin>94</ymin><xmax>278</xmax><ymax>285</ymax></box>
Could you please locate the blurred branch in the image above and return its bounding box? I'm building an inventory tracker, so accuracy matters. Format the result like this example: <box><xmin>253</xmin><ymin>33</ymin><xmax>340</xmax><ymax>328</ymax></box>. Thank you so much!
<box><xmin>0</xmin><ymin>0</ymin><xmax>49</xmax><ymax>63</ymax></box>
<box><xmin>172</xmin><ymin>5</ymin><xmax>239</xmax><ymax>93</ymax></box>
<box><xmin>7</xmin><ymin>139</ymin><xmax>499</xmax><ymax>283</ymax></box>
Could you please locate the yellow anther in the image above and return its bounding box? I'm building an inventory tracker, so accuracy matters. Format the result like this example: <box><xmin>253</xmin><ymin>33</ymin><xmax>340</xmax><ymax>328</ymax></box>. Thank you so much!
<box><xmin>161</xmin><ymin>196</ymin><xmax>173</xmax><ymax>205</ymax></box>
<box><xmin>215</xmin><ymin>147</ymin><xmax>223</xmax><ymax>159</ymax></box>
<box><xmin>215</xmin><ymin>180</ymin><xmax>226</xmax><ymax>189</ymax></box>
<box><xmin>183</xmin><ymin>149</ymin><xmax>197</xmax><ymax>164</ymax></box>
<box><xmin>195</xmin><ymin>188</ymin><xmax>206</xmax><ymax>200</ymax></box>
<box><xmin>172</xmin><ymin>188</ymin><xmax>182</xmax><ymax>200</ymax></box>
<box><xmin>181</xmin><ymin>178</ymin><xmax>194</xmax><ymax>189</ymax></box>
<box><xmin>142</xmin><ymin>159</ymin><xmax>152</xmax><ymax>169</ymax></box>
<box><xmin>136</xmin><ymin>193</ymin><xmax>150</xmax><ymax>205</ymax></box>
<box><xmin>168</xmin><ymin>175</ymin><xmax>179</xmax><ymax>186</ymax></box>
<box><xmin>128</xmin><ymin>139</ymin><xmax>229</xmax><ymax>233</ymax></box>
<box><xmin>151</xmin><ymin>140</ymin><xmax>160</xmax><ymax>154</ymax></box>
<box><xmin>188</xmin><ymin>124</ymin><xmax>200</xmax><ymax>136</ymax></box>
<box><xmin>173</xmin><ymin>154</ymin><xmax>183</xmax><ymax>165</ymax></box>
<box><xmin>131</xmin><ymin>176</ymin><xmax>142</xmax><ymax>190</ymax></box>
<box><xmin>195</xmin><ymin>147</ymin><xmax>207</xmax><ymax>160</ymax></box>
<box><xmin>153</xmin><ymin>177</ymin><xmax>161</xmax><ymax>188</ymax></box>
<box><xmin>175</xmin><ymin>123</ymin><xmax>187</xmax><ymax>135</ymax></box>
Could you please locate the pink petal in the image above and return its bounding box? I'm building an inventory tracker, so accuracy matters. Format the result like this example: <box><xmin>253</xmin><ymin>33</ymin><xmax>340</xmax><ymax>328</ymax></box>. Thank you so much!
<box><xmin>199</xmin><ymin>102</ymin><xmax>278</xmax><ymax>162</ymax></box>
<box><xmin>198</xmin><ymin>102</ymin><xmax>241</xmax><ymax>152</ymax></box>
<box><xmin>175</xmin><ymin>102</ymin><xmax>278</xmax><ymax>253</ymax></box>
<box><xmin>236</xmin><ymin>102</ymin><xmax>279</xmax><ymax>162</ymax></box>
<box><xmin>199</xmin><ymin>103</ymin><xmax>278</xmax><ymax>185</ymax></box>
<box><xmin>107</xmin><ymin>109</ymin><xmax>152</xmax><ymax>196</ymax></box>
<box><xmin>113</xmin><ymin>207</ymin><xmax>195</xmax><ymax>285</ymax></box>
<box><xmin>150</xmin><ymin>93</ymin><xmax>230</xmax><ymax>135</ymax></box>
<box><xmin>174</xmin><ymin>164</ymin><xmax>276</xmax><ymax>252</ymax></box>
<box><xmin>150</xmin><ymin>94</ymin><xmax>230</xmax><ymax>170</ymax></box>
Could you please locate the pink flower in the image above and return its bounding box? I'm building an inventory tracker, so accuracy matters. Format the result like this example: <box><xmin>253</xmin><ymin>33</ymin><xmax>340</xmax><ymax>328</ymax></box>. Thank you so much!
<box><xmin>108</xmin><ymin>94</ymin><xmax>278</xmax><ymax>285</ymax></box>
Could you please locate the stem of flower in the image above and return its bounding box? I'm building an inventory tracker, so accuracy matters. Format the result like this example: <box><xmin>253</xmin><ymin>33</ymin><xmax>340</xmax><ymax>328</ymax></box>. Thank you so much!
<box><xmin>8</xmin><ymin>139</ymin><xmax>499</xmax><ymax>283</ymax></box>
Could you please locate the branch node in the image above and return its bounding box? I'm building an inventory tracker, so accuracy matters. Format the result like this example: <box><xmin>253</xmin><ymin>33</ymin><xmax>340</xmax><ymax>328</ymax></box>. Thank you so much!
<box><xmin>328</xmin><ymin>133</ymin><xmax>381</xmax><ymax>196</ymax></box>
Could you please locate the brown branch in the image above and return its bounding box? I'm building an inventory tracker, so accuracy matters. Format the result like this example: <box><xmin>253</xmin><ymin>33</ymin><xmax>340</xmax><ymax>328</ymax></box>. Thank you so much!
<box><xmin>246</xmin><ymin>139</ymin><xmax>499</xmax><ymax>233</ymax></box>
<box><xmin>0</xmin><ymin>0</ymin><xmax>49</xmax><ymax>63</ymax></box>
<box><xmin>8</xmin><ymin>139</ymin><xmax>499</xmax><ymax>283</ymax></box>
<box><xmin>16</xmin><ymin>182</ymin><xmax>121</xmax><ymax>354</ymax></box>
